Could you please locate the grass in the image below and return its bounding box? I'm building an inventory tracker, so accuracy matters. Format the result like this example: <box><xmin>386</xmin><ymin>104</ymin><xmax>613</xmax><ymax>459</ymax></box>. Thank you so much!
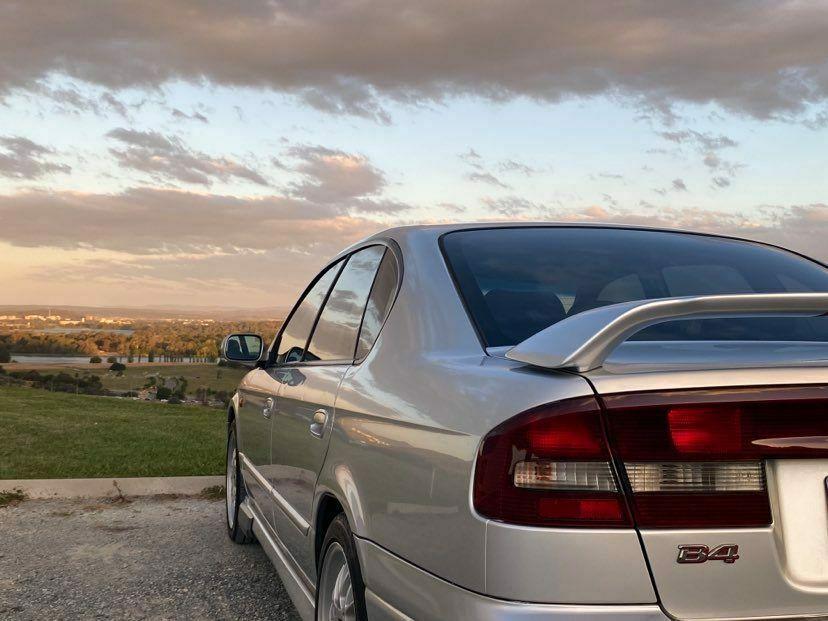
<box><xmin>0</xmin><ymin>488</ymin><xmax>26</xmax><ymax>507</ymax></box>
<box><xmin>5</xmin><ymin>363</ymin><xmax>247</xmax><ymax>395</ymax></box>
<box><xmin>0</xmin><ymin>386</ymin><xmax>226</xmax><ymax>479</ymax></box>
<box><xmin>199</xmin><ymin>484</ymin><xmax>226</xmax><ymax>500</ymax></box>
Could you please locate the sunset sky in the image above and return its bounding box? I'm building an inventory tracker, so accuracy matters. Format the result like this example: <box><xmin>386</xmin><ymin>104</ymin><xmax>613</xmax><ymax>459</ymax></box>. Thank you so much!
<box><xmin>1</xmin><ymin>1</ymin><xmax>827</xmax><ymax>308</ymax></box>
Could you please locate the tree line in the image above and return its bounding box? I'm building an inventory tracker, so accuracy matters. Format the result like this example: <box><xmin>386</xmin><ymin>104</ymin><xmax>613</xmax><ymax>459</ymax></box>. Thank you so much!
<box><xmin>0</xmin><ymin>320</ymin><xmax>282</xmax><ymax>362</ymax></box>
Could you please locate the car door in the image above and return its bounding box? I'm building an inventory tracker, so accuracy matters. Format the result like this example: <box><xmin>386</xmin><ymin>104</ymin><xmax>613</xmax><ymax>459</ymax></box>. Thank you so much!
<box><xmin>241</xmin><ymin>258</ymin><xmax>344</xmax><ymax>530</ymax></box>
<box><xmin>235</xmin><ymin>366</ymin><xmax>279</xmax><ymax>523</ymax></box>
<box><xmin>271</xmin><ymin>244</ymin><xmax>391</xmax><ymax>578</ymax></box>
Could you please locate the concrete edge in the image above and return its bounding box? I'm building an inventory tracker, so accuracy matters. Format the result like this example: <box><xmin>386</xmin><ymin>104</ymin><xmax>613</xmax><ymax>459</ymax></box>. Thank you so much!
<box><xmin>0</xmin><ymin>475</ymin><xmax>224</xmax><ymax>499</ymax></box>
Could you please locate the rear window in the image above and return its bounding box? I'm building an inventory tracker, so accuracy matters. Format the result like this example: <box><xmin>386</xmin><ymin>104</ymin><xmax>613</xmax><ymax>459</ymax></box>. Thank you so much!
<box><xmin>441</xmin><ymin>227</ymin><xmax>828</xmax><ymax>347</ymax></box>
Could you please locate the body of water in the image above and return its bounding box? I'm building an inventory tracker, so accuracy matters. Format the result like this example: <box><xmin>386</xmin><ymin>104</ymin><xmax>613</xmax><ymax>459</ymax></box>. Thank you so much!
<box><xmin>8</xmin><ymin>354</ymin><xmax>202</xmax><ymax>365</ymax></box>
<box><xmin>8</xmin><ymin>354</ymin><xmax>98</xmax><ymax>365</ymax></box>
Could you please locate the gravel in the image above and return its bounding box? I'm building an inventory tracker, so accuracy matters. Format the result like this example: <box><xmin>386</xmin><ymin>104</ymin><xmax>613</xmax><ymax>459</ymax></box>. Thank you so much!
<box><xmin>0</xmin><ymin>496</ymin><xmax>301</xmax><ymax>620</ymax></box>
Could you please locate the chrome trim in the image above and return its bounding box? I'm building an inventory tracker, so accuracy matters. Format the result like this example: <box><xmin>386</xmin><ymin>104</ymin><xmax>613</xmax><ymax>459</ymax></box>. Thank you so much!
<box><xmin>506</xmin><ymin>293</ymin><xmax>828</xmax><ymax>372</ymax></box>
<box><xmin>262</xmin><ymin>397</ymin><xmax>274</xmax><ymax>419</ymax></box>
<box><xmin>364</xmin><ymin>589</ymin><xmax>416</xmax><ymax>621</ymax></box>
<box><xmin>310</xmin><ymin>408</ymin><xmax>328</xmax><ymax>438</ymax></box>
<box><xmin>238</xmin><ymin>497</ymin><xmax>254</xmax><ymax>520</ymax></box>
<box><xmin>239</xmin><ymin>452</ymin><xmax>311</xmax><ymax>534</ymax></box>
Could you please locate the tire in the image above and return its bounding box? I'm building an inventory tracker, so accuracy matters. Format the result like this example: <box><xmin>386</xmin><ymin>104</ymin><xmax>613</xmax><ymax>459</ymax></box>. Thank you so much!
<box><xmin>315</xmin><ymin>514</ymin><xmax>369</xmax><ymax>621</ymax></box>
<box><xmin>226</xmin><ymin>421</ymin><xmax>254</xmax><ymax>544</ymax></box>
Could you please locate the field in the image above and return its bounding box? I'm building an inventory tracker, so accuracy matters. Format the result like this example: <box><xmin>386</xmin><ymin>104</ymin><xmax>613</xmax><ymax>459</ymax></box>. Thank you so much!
<box><xmin>3</xmin><ymin>362</ymin><xmax>247</xmax><ymax>396</ymax></box>
<box><xmin>0</xmin><ymin>386</ymin><xmax>226</xmax><ymax>479</ymax></box>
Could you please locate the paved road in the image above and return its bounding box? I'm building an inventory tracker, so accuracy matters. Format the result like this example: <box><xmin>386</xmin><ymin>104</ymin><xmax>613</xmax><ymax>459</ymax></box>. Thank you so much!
<box><xmin>0</xmin><ymin>496</ymin><xmax>301</xmax><ymax>620</ymax></box>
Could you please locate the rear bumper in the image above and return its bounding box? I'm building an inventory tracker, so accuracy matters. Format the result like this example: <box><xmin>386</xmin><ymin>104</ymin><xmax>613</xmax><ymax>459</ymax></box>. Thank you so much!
<box><xmin>355</xmin><ymin>536</ymin><xmax>669</xmax><ymax>621</ymax></box>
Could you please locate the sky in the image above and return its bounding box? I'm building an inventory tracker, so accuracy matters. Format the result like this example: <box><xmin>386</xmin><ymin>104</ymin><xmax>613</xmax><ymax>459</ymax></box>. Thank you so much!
<box><xmin>0</xmin><ymin>1</ymin><xmax>827</xmax><ymax>308</ymax></box>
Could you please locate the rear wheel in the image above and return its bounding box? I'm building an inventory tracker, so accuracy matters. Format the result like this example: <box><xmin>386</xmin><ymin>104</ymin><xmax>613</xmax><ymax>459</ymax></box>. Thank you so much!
<box><xmin>316</xmin><ymin>514</ymin><xmax>368</xmax><ymax>621</ymax></box>
<box><xmin>226</xmin><ymin>421</ymin><xmax>254</xmax><ymax>544</ymax></box>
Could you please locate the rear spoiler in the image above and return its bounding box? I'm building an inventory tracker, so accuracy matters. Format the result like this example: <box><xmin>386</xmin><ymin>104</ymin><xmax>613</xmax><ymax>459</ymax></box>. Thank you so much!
<box><xmin>505</xmin><ymin>293</ymin><xmax>828</xmax><ymax>372</ymax></box>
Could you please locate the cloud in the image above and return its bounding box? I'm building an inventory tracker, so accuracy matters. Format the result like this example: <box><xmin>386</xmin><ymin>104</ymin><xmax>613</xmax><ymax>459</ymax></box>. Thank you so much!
<box><xmin>2</xmin><ymin>189</ymin><xmax>825</xmax><ymax>307</ymax></box>
<box><xmin>28</xmin><ymin>83</ymin><xmax>132</xmax><ymax>118</ymax></box>
<box><xmin>171</xmin><ymin>108</ymin><xmax>208</xmax><ymax>123</ymax></box>
<box><xmin>0</xmin><ymin>186</ymin><xmax>388</xmax><ymax>306</ymax></box>
<box><xmin>459</xmin><ymin>149</ymin><xmax>483</xmax><ymax>169</ymax></box>
<box><xmin>658</xmin><ymin>128</ymin><xmax>742</xmax><ymax>185</ymax></box>
<box><xmin>288</xmin><ymin>145</ymin><xmax>384</xmax><ymax>201</ymax></box>
<box><xmin>0</xmin><ymin>175</ymin><xmax>409</xmax><ymax>256</ymax></box>
<box><xmin>660</xmin><ymin>130</ymin><xmax>737</xmax><ymax>151</ymax></box>
<box><xmin>459</xmin><ymin>149</ymin><xmax>534</xmax><ymax>188</ymax></box>
<box><xmin>285</xmin><ymin>144</ymin><xmax>408</xmax><ymax>213</ymax></box>
<box><xmin>0</xmin><ymin>136</ymin><xmax>71</xmax><ymax>179</ymax></box>
<box><xmin>498</xmin><ymin>159</ymin><xmax>538</xmax><ymax>176</ymax></box>
<box><xmin>468</xmin><ymin>171</ymin><xmax>511</xmax><ymax>189</ymax></box>
<box><xmin>106</xmin><ymin>128</ymin><xmax>268</xmax><ymax>186</ymax></box>
<box><xmin>479</xmin><ymin>199</ymin><xmax>828</xmax><ymax>264</ymax></box>
<box><xmin>4</xmin><ymin>1</ymin><xmax>828</xmax><ymax>120</ymax></box>
<box><xmin>482</xmin><ymin>196</ymin><xmax>546</xmax><ymax>217</ymax></box>
<box><xmin>671</xmin><ymin>178</ymin><xmax>687</xmax><ymax>191</ymax></box>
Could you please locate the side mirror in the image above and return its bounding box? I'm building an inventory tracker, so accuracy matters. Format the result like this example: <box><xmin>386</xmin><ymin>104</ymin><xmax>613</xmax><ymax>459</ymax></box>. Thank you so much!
<box><xmin>220</xmin><ymin>334</ymin><xmax>264</xmax><ymax>365</ymax></box>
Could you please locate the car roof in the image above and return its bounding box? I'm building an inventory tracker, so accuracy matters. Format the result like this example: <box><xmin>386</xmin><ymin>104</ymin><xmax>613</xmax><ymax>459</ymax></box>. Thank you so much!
<box><xmin>354</xmin><ymin>222</ymin><xmax>820</xmax><ymax>266</ymax></box>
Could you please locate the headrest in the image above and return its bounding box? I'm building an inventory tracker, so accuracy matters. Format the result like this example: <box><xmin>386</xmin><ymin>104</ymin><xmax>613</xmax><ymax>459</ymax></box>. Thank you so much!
<box><xmin>484</xmin><ymin>289</ymin><xmax>567</xmax><ymax>345</ymax></box>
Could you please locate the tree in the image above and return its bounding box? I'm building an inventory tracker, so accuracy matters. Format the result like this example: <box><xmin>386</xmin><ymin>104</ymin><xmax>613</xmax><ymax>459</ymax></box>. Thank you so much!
<box><xmin>89</xmin><ymin>355</ymin><xmax>102</xmax><ymax>363</ymax></box>
<box><xmin>107</xmin><ymin>356</ymin><xmax>118</xmax><ymax>364</ymax></box>
<box><xmin>156</xmin><ymin>386</ymin><xmax>172</xmax><ymax>400</ymax></box>
<box><xmin>0</xmin><ymin>348</ymin><xmax>10</xmax><ymax>363</ymax></box>
<box><xmin>109</xmin><ymin>362</ymin><xmax>126</xmax><ymax>373</ymax></box>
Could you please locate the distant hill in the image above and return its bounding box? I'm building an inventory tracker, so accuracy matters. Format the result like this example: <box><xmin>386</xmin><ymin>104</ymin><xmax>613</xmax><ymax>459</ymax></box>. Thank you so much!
<box><xmin>0</xmin><ymin>304</ymin><xmax>290</xmax><ymax>321</ymax></box>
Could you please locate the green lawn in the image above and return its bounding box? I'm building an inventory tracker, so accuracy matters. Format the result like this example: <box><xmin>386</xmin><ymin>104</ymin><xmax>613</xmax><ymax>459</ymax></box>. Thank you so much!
<box><xmin>0</xmin><ymin>386</ymin><xmax>226</xmax><ymax>479</ymax></box>
<box><xmin>6</xmin><ymin>363</ymin><xmax>247</xmax><ymax>395</ymax></box>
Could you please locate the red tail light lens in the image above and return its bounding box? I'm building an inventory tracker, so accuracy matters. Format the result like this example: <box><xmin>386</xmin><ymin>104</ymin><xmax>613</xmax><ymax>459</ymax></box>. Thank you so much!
<box><xmin>473</xmin><ymin>397</ymin><xmax>631</xmax><ymax>528</ymax></box>
<box><xmin>605</xmin><ymin>385</ymin><xmax>828</xmax><ymax>529</ymax></box>
<box><xmin>667</xmin><ymin>406</ymin><xmax>742</xmax><ymax>454</ymax></box>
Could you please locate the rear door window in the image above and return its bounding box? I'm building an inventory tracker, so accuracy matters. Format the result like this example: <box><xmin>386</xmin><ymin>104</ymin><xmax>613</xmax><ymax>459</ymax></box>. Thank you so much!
<box><xmin>356</xmin><ymin>249</ymin><xmax>399</xmax><ymax>360</ymax></box>
<box><xmin>275</xmin><ymin>259</ymin><xmax>344</xmax><ymax>364</ymax></box>
<box><xmin>305</xmin><ymin>245</ymin><xmax>385</xmax><ymax>362</ymax></box>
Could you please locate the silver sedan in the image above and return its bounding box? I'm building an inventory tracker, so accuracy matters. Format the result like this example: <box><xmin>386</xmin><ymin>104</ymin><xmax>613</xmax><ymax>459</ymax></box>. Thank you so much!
<box><xmin>220</xmin><ymin>223</ymin><xmax>828</xmax><ymax>621</ymax></box>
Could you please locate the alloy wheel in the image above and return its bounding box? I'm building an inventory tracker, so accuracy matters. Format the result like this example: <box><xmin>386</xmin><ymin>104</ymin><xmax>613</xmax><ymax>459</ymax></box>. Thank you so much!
<box><xmin>317</xmin><ymin>542</ymin><xmax>355</xmax><ymax>621</ymax></box>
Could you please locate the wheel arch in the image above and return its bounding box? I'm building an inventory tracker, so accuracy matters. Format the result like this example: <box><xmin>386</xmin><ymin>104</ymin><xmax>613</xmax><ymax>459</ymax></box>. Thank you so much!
<box><xmin>314</xmin><ymin>493</ymin><xmax>346</xmax><ymax>569</ymax></box>
<box><xmin>227</xmin><ymin>392</ymin><xmax>240</xmax><ymax>429</ymax></box>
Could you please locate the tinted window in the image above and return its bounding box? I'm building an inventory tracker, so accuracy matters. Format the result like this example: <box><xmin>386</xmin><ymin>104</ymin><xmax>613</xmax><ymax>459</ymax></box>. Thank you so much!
<box><xmin>356</xmin><ymin>249</ymin><xmax>399</xmax><ymax>359</ymax></box>
<box><xmin>276</xmin><ymin>259</ymin><xmax>343</xmax><ymax>363</ymax></box>
<box><xmin>442</xmin><ymin>227</ymin><xmax>828</xmax><ymax>347</ymax></box>
<box><xmin>305</xmin><ymin>246</ymin><xmax>385</xmax><ymax>362</ymax></box>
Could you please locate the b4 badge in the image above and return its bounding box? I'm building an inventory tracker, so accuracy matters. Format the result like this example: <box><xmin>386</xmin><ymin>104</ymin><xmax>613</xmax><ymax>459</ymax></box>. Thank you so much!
<box><xmin>677</xmin><ymin>544</ymin><xmax>739</xmax><ymax>564</ymax></box>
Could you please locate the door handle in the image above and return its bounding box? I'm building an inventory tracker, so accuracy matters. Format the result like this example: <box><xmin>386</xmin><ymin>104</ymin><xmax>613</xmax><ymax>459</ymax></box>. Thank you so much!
<box><xmin>262</xmin><ymin>397</ymin><xmax>275</xmax><ymax>419</ymax></box>
<box><xmin>310</xmin><ymin>409</ymin><xmax>328</xmax><ymax>438</ymax></box>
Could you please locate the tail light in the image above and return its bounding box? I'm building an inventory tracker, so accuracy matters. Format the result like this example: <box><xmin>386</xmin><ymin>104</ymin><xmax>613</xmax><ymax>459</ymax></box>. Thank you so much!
<box><xmin>606</xmin><ymin>385</ymin><xmax>828</xmax><ymax>529</ymax></box>
<box><xmin>473</xmin><ymin>397</ymin><xmax>632</xmax><ymax>527</ymax></box>
<box><xmin>474</xmin><ymin>386</ymin><xmax>828</xmax><ymax>530</ymax></box>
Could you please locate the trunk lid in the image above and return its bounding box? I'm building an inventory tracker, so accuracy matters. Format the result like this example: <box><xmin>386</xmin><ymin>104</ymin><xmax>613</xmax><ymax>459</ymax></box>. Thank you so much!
<box><xmin>586</xmin><ymin>357</ymin><xmax>828</xmax><ymax>620</ymax></box>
